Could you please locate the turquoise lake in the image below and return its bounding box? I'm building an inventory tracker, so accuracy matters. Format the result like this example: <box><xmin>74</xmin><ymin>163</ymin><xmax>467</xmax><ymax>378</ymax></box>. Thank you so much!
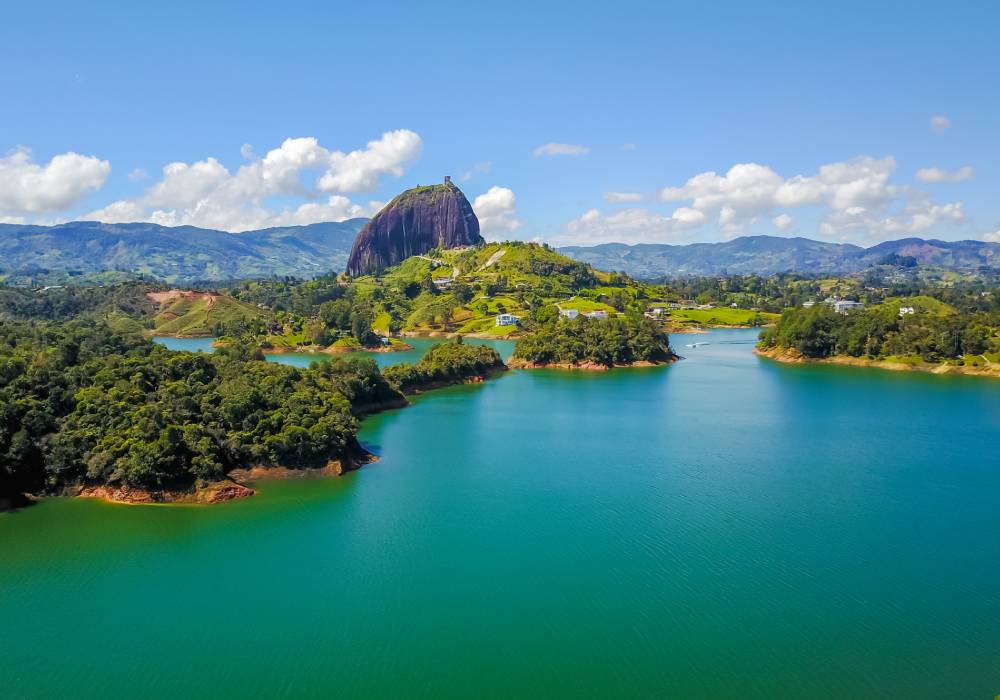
<box><xmin>4</xmin><ymin>329</ymin><xmax>999</xmax><ymax>698</ymax></box>
<box><xmin>152</xmin><ymin>335</ymin><xmax>514</xmax><ymax>367</ymax></box>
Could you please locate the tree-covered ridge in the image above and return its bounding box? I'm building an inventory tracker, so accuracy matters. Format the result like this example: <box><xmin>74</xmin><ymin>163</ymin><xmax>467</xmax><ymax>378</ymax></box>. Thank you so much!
<box><xmin>382</xmin><ymin>341</ymin><xmax>505</xmax><ymax>393</ymax></box>
<box><xmin>0</xmin><ymin>321</ymin><xmax>505</xmax><ymax>504</ymax></box>
<box><xmin>0</xmin><ymin>320</ymin><xmax>394</xmax><ymax>498</ymax></box>
<box><xmin>512</xmin><ymin>315</ymin><xmax>674</xmax><ymax>367</ymax></box>
<box><xmin>758</xmin><ymin>297</ymin><xmax>1000</xmax><ymax>363</ymax></box>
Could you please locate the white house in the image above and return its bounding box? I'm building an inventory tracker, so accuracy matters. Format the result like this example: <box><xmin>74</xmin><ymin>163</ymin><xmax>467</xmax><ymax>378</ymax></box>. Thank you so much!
<box><xmin>495</xmin><ymin>313</ymin><xmax>520</xmax><ymax>327</ymax></box>
<box><xmin>585</xmin><ymin>310</ymin><xmax>608</xmax><ymax>319</ymax></box>
<box><xmin>833</xmin><ymin>300</ymin><xmax>863</xmax><ymax>314</ymax></box>
<box><xmin>559</xmin><ymin>308</ymin><xmax>580</xmax><ymax>319</ymax></box>
<box><xmin>432</xmin><ymin>277</ymin><xmax>453</xmax><ymax>289</ymax></box>
<box><xmin>899</xmin><ymin>306</ymin><xmax>915</xmax><ymax>316</ymax></box>
<box><xmin>802</xmin><ymin>300</ymin><xmax>815</xmax><ymax>308</ymax></box>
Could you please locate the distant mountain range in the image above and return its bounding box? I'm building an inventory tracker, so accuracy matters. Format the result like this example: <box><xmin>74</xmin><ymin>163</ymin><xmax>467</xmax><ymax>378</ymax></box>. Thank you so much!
<box><xmin>3</xmin><ymin>220</ymin><xmax>999</xmax><ymax>283</ymax></box>
<box><xmin>0</xmin><ymin>219</ymin><xmax>366</xmax><ymax>283</ymax></box>
<box><xmin>558</xmin><ymin>236</ymin><xmax>1000</xmax><ymax>278</ymax></box>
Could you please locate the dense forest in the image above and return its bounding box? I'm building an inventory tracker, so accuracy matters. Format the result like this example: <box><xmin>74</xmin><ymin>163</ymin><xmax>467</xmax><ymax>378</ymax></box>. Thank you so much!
<box><xmin>512</xmin><ymin>315</ymin><xmax>674</xmax><ymax>367</ymax></box>
<box><xmin>758</xmin><ymin>299</ymin><xmax>1000</xmax><ymax>362</ymax></box>
<box><xmin>382</xmin><ymin>341</ymin><xmax>505</xmax><ymax>393</ymax></box>
<box><xmin>0</xmin><ymin>320</ymin><xmax>503</xmax><ymax>504</ymax></box>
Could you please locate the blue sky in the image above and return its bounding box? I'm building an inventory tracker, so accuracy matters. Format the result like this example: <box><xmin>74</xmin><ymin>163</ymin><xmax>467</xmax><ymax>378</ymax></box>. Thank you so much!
<box><xmin>1</xmin><ymin>0</ymin><xmax>998</xmax><ymax>245</ymax></box>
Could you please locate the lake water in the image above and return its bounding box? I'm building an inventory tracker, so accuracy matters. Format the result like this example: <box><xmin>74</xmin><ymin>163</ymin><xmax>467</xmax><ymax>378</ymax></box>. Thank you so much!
<box><xmin>5</xmin><ymin>329</ymin><xmax>1000</xmax><ymax>698</ymax></box>
<box><xmin>152</xmin><ymin>335</ymin><xmax>515</xmax><ymax>367</ymax></box>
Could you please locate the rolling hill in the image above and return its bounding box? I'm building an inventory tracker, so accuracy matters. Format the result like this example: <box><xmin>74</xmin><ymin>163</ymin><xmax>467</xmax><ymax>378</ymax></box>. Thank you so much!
<box><xmin>0</xmin><ymin>219</ymin><xmax>365</xmax><ymax>283</ymax></box>
<box><xmin>559</xmin><ymin>236</ymin><xmax>1000</xmax><ymax>278</ymax></box>
<box><xmin>148</xmin><ymin>290</ymin><xmax>272</xmax><ymax>336</ymax></box>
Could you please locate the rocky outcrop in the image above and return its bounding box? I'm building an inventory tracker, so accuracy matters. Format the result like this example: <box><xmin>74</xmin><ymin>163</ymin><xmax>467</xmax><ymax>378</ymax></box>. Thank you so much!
<box><xmin>345</xmin><ymin>178</ymin><xmax>483</xmax><ymax>276</ymax></box>
<box><xmin>74</xmin><ymin>480</ymin><xmax>255</xmax><ymax>505</ymax></box>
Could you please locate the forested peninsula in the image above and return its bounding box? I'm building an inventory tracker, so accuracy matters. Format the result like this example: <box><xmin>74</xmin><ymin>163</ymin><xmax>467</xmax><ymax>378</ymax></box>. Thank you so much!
<box><xmin>0</xmin><ymin>320</ymin><xmax>505</xmax><ymax>509</ymax></box>
<box><xmin>757</xmin><ymin>295</ymin><xmax>1000</xmax><ymax>377</ymax></box>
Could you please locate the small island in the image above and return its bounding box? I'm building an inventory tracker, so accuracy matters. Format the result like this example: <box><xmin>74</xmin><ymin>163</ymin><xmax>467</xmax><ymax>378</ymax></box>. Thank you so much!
<box><xmin>509</xmin><ymin>314</ymin><xmax>675</xmax><ymax>370</ymax></box>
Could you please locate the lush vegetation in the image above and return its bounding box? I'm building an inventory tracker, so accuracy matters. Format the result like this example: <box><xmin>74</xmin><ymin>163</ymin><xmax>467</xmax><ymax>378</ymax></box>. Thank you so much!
<box><xmin>382</xmin><ymin>341</ymin><xmax>505</xmax><ymax>393</ymax></box>
<box><xmin>0</xmin><ymin>319</ymin><xmax>401</xmax><ymax>499</ymax></box>
<box><xmin>512</xmin><ymin>315</ymin><xmax>673</xmax><ymax>367</ymax></box>
<box><xmin>759</xmin><ymin>297</ymin><xmax>1000</xmax><ymax>364</ymax></box>
<box><xmin>0</xmin><ymin>321</ymin><xmax>506</xmax><ymax>503</ymax></box>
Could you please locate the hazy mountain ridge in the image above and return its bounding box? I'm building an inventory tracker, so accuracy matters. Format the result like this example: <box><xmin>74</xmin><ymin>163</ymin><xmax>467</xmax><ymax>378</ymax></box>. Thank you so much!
<box><xmin>559</xmin><ymin>236</ymin><xmax>1000</xmax><ymax>278</ymax></box>
<box><xmin>4</xmin><ymin>219</ymin><xmax>999</xmax><ymax>284</ymax></box>
<box><xmin>0</xmin><ymin>219</ymin><xmax>366</xmax><ymax>283</ymax></box>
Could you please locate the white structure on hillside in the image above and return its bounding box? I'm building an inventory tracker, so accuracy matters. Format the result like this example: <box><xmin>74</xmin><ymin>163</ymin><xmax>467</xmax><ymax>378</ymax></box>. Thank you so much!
<box><xmin>833</xmin><ymin>300</ymin><xmax>863</xmax><ymax>314</ymax></box>
<box><xmin>495</xmin><ymin>313</ymin><xmax>520</xmax><ymax>327</ymax></box>
<box><xmin>559</xmin><ymin>308</ymin><xmax>580</xmax><ymax>319</ymax></box>
<box><xmin>899</xmin><ymin>306</ymin><xmax>915</xmax><ymax>316</ymax></box>
<box><xmin>586</xmin><ymin>310</ymin><xmax>608</xmax><ymax>319</ymax></box>
<box><xmin>802</xmin><ymin>300</ymin><xmax>815</xmax><ymax>308</ymax></box>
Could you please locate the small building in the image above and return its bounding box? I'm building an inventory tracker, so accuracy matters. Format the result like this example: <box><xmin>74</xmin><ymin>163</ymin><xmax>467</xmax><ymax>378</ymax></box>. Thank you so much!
<box><xmin>559</xmin><ymin>308</ymin><xmax>580</xmax><ymax>319</ymax></box>
<box><xmin>585</xmin><ymin>310</ymin><xmax>608</xmax><ymax>319</ymax></box>
<box><xmin>432</xmin><ymin>277</ymin><xmax>453</xmax><ymax>289</ymax></box>
<box><xmin>833</xmin><ymin>300</ymin><xmax>863</xmax><ymax>314</ymax></box>
<box><xmin>802</xmin><ymin>300</ymin><xmax>815</xmax><ymax>308</ymax></box>
<box><xmin>899</xmin><ymin>306</ymin><xmax>915</xmax><ymax>316</ymax></box>
<box><xmin>495</xmin><ymin>313</ymin><xmax>520</xmax><ymax>327</ymax></box>
<box><xmin>378</xmin><ymin>336</ymin><xmax>391</xmax><ymax>345</ymax></box>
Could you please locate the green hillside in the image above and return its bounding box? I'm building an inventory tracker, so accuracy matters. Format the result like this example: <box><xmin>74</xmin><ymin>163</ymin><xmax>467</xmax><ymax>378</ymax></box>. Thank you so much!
<box><xmin>151</xmin><ymin>292</ymin><xmax>271</xmax><ymax>336</ymax></box>
<box><xmin>345</xmin><ymin>242</ymin><xmax>669</xmax><ymax>336</ymax></box>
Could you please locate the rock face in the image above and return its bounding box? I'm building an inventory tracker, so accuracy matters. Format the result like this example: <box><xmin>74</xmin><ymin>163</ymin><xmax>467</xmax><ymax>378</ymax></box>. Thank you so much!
<box><xmin>346</xmin><ymin>178</ymin><xmax>483</xmax><ymax>276</ymax></box>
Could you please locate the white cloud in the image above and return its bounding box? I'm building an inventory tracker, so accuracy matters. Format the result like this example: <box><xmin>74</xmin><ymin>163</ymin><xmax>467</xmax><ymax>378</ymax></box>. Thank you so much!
<box><xmin>930</xmin><ymin>115</ymin><xmax>951</xmax><ymax>133</ymax></box>
<box><xmin>84</xmin><ymin>131</ymin><xmax>419</xmax><ymax>231</ymax></box>
<box><xmin>820</xmin><ymin>197</ymin><xmax>964</xmax><ymax>237</ymax></box>
<box><xmin>532</xmin><ymin>143</ymin><xmax>589</xmax><ymax>157</ymax></box>
<box><xmin>659</xmin><ymin>155</ymin><xmax>961</xmax><ymax>239</ymax></box>
<box><xmin>240</xmin><ymin>143</ymin><xmax>256</xmax><ymax>160</ymax></box>
<box><xmin>473</xmin><ymin>186</ymin><xmax>522</xmax><ymax>239</ymax></box>
<box><xmin>0</xmin><ymin>147</ymin><xmax>110</xmax><ymax>216</ymax></box>
<box><xmin>557</xmin><ymin>206</ymin><xmax>704</xmax><ymax>245</ymax></box>
<box><xmin>603</xmin><ymin>191</ymin><xmax>642</xmax><ymax>203</ymax></box>
<box><xmin>773</xmin><ymin>213</ymin><xmax>793</xmax><ymax>230</ymax></box>
<box><xmin>460</xmin><ymin>161</ymin><xmax>492</xmax><ymax>182</ymax></box>
<box><xmin>915</xmin><ymin>165</ymin><xmax>974</xmax><ymax>183</ymax></box>
<box><xmin>985</xmin><ymin>229</ymin><xmax>1000</xmax><ymax>243</ymax></box>
<box><xmin>128</xmin><ymin>168</ymin><xmax>149</xmax><ymax>182</ymax></box>
<box><xmin>318</xmin><ymin>129</ymin><xmax>422</xmax><ymax>193</ymax></box>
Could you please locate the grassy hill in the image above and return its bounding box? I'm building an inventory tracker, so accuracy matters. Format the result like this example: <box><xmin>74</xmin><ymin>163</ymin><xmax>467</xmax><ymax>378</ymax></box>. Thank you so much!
<box><xmin>150</xmin><ymin>291</ymin><xmax>271</xmax><ymax>336</ymax></box>
<box><xmin>347</xmin><ymin>241</ymin><xmax>774</xmax><ymax>335</ymax></box>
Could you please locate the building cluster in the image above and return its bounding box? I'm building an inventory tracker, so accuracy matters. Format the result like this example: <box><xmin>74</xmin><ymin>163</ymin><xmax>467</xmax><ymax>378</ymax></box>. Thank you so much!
<box><xmin>558</xmin><ymin>308</ymin><xmax>608</xmax><ymax>320</ymax></box>
<box><xmin>803</xmin><ymin>297</ymin><xmax>864</xmax><ymax>314</ymax></box>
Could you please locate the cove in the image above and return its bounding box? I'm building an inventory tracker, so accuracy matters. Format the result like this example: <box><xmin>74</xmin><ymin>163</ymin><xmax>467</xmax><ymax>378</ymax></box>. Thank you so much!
<box><xmin>4</xmin><ymin>329</ymin><xmax>1000</xmax><ymax>698</ymax></box>
<box><xmin>152</xmin><ymin>335</ymin><xmax>515</xmax><ymax>367</ymax></box>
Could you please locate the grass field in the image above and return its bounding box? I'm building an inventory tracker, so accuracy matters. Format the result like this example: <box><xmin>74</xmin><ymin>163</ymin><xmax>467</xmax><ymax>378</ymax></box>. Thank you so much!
<box><xmin>669</xmin><ymin>308</ymin><xmax>780</xmax><ymax>326</ymax></box>
<box><xmin>557</xmin><ymin>298</ymin><xmax>616</xmax><ymax>313</ymax></box>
